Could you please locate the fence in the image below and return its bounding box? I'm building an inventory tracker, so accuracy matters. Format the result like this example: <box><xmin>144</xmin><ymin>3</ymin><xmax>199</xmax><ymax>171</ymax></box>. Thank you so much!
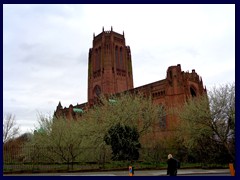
<box><xmin>5</xmin><ymin>145</ymin><xmax>228</xmax><ymax>174</ymax></box>
<box><xmin>4</xmin><ymin>145</ymin><xmax>112</xmax><ymax>173</ymax></box>
<box><xmin>3</xmin><ymin>145</ymin><xmax>173</xmax><ymax>173</ymax></box>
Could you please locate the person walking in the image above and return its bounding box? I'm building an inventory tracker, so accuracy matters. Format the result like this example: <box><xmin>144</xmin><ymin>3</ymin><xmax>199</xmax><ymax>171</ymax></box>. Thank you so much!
<box><xmin>167</xmin><ymin>154</ymin><xmax>178</xmax><ymax>176</ymax></box>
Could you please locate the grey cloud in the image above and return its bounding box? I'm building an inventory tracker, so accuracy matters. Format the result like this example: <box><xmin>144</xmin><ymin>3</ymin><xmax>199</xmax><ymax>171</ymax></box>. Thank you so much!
<box><xmin>3</xmin><ymin>4</ymin><xmax>235</xmax><ymax>134</ymax></box>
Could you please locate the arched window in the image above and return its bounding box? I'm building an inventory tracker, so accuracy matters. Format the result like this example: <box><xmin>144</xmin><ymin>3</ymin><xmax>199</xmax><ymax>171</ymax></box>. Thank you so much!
<box><xmin>93</xmin><ymin>85</ymin><xmax>101</xmax><ymax>97</ymax></box>
<box><xmin>190</xmin><ymin>86</ymin><xmax>197</xmax><ymax>97</ymax></box>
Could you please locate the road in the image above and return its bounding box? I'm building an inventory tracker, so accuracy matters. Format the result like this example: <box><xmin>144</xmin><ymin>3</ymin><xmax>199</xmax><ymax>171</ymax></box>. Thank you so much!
<box><xmin>4</xmin><ymin>168</ymin><xmax>231</xmax><ymax>176</ymax></box>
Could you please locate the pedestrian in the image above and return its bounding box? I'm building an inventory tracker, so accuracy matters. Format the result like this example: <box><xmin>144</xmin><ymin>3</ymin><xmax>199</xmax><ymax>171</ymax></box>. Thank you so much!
<box><xmin>167</xmin><ymin>154</ymin><xmax>178</xmax><ymax>176</ymax></box>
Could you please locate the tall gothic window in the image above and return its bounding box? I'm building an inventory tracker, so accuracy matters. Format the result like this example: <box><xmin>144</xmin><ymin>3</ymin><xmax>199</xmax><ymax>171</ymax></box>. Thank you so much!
<box><xmin>98</xmin><ymin>47</ymin><xmax>101</xmax><ymax>70</ymax></box>
<box><xmin>115</xmin><ymin>46</ymin><xmax>119</xmax><ymax>68</ymax></box>
<box><xmin>119</xmin><ymin>47</ymin><xmax>123</xmax><ymax>69</ymax></box>
<box><xmin>94</xmin><ymin>47</ymin><xmax>101</xmax><ymax>71</ymax></box>
<box><xmin>169</xmin><ymin>70</ymin><xmax>172</xmax><ymax>79</ymax></box>
<box><xmin>159</xmin><ymin>105</ymin><xmax>166</xmax><ymax>129</ymax></box>
<box><xmin>94</xmin><ymin>49</ymin><xmax>98</xmax><ymax>71</ymax></box>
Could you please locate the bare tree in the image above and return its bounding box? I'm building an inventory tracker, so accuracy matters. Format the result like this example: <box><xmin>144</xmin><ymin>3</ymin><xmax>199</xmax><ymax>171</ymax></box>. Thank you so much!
<box><xmin>3</xmin><ymin>113</ymin><xmax>20</xmax><ymax>143</ymax></box>
<box><xmin>208</xmin><ymin>83</ymin><xmax>235</xmax><ymax>160</ymax></box>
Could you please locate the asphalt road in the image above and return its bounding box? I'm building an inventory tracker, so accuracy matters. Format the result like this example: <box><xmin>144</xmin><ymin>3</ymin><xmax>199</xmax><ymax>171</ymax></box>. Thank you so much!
<box><xmin>4</xmin><ymin>168</ymin><xmax>231</xmax><ymax>176</ymax></box>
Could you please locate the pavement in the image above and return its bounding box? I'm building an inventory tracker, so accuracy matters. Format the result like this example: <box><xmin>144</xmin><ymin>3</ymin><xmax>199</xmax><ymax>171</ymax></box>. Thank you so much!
<box><xmin>4</xmin><ymin>168</ymin><xmax>231</xmax><ymax>176</ymax></box>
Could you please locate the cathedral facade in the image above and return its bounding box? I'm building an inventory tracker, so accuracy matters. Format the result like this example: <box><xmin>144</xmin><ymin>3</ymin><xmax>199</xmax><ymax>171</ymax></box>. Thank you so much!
<box><xmin>54</xmin><ymin>27</ymin><xmax>207</xmax><ymax>129</ymax></box>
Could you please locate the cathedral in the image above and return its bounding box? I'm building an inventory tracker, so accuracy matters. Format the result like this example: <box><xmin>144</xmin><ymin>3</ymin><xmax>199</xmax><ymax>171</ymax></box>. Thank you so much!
<box><xmin>54</xmin><ymin>27</ymin><xmax>207</xmax><ymax>129</ymax></box>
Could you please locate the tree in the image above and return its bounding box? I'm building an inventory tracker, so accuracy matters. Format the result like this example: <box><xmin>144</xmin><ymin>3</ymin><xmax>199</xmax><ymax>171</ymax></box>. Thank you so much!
<box><xmin>104</xmin><ymin>123</ymin><xmax>141</xmax><ymax>161</ymax></box>
<box><xmin>82</xmin><ymin>93</ymin><xmax>164</xmax><ymax>143</ymax></box>
<box><xmin>208</xmin><ymin>83</ymin><xmax>235</xmax><ymax>159</ymax></box>
<box><xmin>79</xmin><ymin>93</ymin><xmax>164</xmax><ymax>162</ymax></box>
<box><xmin>3</xmin><ymin>113</ymin><xmax>19</xmax><ymax>143</ymax></box>
<box><xmin>176</xmin><ymin>83</ymin><xmax>235</xmax><ymax>163</ymax></box>
<box><xmin>25</xmin><ymin>114</ymin><xmax>85</xmax><ymax>170</ymax></box>
<box><xmin>24</xmin><ymin>93</ymin><xmax>165</xmax><ymax>165</ymax></box>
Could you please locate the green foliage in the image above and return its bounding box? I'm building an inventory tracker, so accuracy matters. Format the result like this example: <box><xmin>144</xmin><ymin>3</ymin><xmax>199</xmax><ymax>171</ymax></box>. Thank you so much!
<box><xmin>176</xmin><ymin>83</ymin><xmax>235</xmax><ymax>163</ymax></box>
<box><xmin>86</xmin><ymin>93</ymin><xmax>161</xmax><ymax>134</ymax></box>
<box><xmin>22</xmin><ymin>93</ymin><xmax>164</xmax><ymax>168</ymax></box>
<box><xmin>177</xmin><ymin>95</ymin><xmax>213</xmax><ymax>149</ymax></box>
<box><xmin>104</xmin><ymin>123</ymin><xmax>141</xmax><ymax>161</ymax></box>
<box><xmin>80</xmin><ymin>93</ymin><xmax>163</xmax><ymax>155</ymax></box>
<box><xmin>24</xmin><ymin>115</ymin><xmax>86</xmax><ymax>170</ymax></box>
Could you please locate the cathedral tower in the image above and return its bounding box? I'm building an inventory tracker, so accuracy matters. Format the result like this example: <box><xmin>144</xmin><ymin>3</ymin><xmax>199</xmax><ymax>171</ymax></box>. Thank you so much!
<box><xmin>88</xmin><ymin>27</ymin><xmax>134</xmax><ymax>105</ymax></box>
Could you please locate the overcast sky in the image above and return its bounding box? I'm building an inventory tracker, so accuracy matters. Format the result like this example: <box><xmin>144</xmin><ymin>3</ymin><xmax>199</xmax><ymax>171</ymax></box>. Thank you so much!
<box><xmin>3</xmin><ymin>4</ymin><xmax>235</xmax><ymax>134</ymax></box>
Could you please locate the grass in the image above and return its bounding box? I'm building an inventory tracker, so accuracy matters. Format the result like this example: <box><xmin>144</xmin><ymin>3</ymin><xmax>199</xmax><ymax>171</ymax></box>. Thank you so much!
<box><xmin>3</xmin><ymin>161</ymin><xmax>229</xmax><ymax>174</ymax></box>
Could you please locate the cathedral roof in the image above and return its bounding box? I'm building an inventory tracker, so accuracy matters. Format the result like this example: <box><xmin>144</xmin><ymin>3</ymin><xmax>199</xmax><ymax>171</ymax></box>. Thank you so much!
<box><xmin>73</xmin><ymin>108</ymin><xmax>84</xmax><ymax>113</ymax></box>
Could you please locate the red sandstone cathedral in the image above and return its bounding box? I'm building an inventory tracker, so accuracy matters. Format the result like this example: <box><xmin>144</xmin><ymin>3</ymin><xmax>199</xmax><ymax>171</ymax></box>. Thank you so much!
<box><xmin>54</xmin><ymin>27</ymin><xmax>207</xmax><ymax>129</ymax></box>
